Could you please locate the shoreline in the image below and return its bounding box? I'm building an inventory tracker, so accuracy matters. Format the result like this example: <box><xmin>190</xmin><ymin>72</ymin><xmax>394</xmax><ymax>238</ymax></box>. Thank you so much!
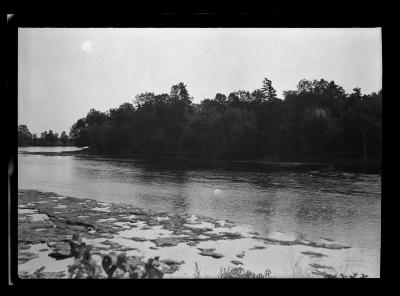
<box><xmin>17</xmin><ymin>189</ymin><xmax>374</xmax><ymax>279</ymax></box>
<box><xmin>18</xmin><ymin>147</ymin><xmax>381</xmax><ymax>172</ymax></box>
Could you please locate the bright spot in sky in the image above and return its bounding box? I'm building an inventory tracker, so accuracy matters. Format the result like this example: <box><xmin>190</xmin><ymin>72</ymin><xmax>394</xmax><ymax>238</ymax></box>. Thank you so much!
<box><xmin>81</xmin><ymin>41</ymin><xmax>93</xmax><ymax>53</ymax></box>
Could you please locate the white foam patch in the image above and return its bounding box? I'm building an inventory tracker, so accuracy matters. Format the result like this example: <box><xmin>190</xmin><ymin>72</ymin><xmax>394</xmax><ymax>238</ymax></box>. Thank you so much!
<box><xmin>49</xmin><ymin>196</ymin><xmax>67</xmax><ymax>200</ymax></box>
<box><xmin>109</xmin><ymin>237</ymin><xmax>155</xmax><ymax>251</ymax></box>
<box><xmin>17</xmin><ymin>231</ymin><xmax>378</xmax><ymax>278</ymax></box>
<box><xmin>55</xmin><ymin>205</ymin><xmax>68</xmax><ymax>209</ymax></box>
<box><xmin>130</xmin><ymin>221</ymin><xmax>147</xmax><ymax>228</ymax></box>
<box><xmin>123</xmin><ymin>215</ymin><xmax>138</xmax><ymax>219</ymax></box>
<box><xmin>119</xmin><ymin>227</ymin><xmax>173</xmax><ymax>240</ymax></box>
<box><xmin>204</xmin><ymin>224</ymin><xmax>254</xmax><ymax>238</ymax></box>
<box><xmin>156</xmin><ymin>216</ymin><xmax>170</xmax><ymax>221</ymax></box>
<box><xmin>92</xmin><ymin>207</ymin><xmax>111</xmax><ymax>212</ymax></box>
<box><xmin>114</xmin><ymin>222</ymin><xmax>131</xmax><ymax>229</ymax></box>
<box><xmin>18</xmin><ymin>243</ymin><xmax>74</xmax><ymax>278</ymax></box>
<box><xmin>98</xmin><ymin>218</ymin><xmax>118</xmax><ymax>222</ymax></box>
<box><xmin>215</xmin><ymin>220</ymin><xmax>226</xmax><ymax>227</ymax></box>
<box><xmin>28</xmin><ymin>213</ymin><xmax>49</xmax><ymax>222</ymax></box>
<box><xmin>267</xmin><ymin>230</ymin><xmax>297</xmax><ymax>241</ymax></box>
<box><xmin>18</xmin><ymin>209</ymin><xmax>37</xmax><ymax>214</ymax></box>
<box><xmin>187</xmin><ymin>215</ymin><xmax>198</xmax><ymax>223</ymax></box>
<box><xmin>83</xmin><ymin>237</ymin><xmax>108</xmax><ymax>245</ymax></box>
<box><xmin>184</xmin><ymin>222</ymin><xmax>215</xmax><ymax>229</ymax></box>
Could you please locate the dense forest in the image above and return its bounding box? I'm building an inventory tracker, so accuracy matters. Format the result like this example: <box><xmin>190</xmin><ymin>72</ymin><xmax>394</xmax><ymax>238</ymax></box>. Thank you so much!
<box><xmin>18</xmin><ymin>126</ymin><xmax>73</xmax><ymax>146</ymax></box>
<box><xmin>19</xmin><ymin>77</ymin><xmax>382</xmax><ymax>162</ymax></box>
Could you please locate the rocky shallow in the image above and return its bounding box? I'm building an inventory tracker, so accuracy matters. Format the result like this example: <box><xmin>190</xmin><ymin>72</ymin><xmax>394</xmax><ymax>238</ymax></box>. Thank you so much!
<box><xmin>18</xmin><ymin>189</ymin><xmax>362</xmax><ymax>279</ymax></box>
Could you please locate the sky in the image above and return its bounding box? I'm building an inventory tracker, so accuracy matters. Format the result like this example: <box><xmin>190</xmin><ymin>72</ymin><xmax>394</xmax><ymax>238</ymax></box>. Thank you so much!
<box><xmin>18</xmin><ymin>28</ymin><xmax>382</xmax><ymax>135</ymax></box>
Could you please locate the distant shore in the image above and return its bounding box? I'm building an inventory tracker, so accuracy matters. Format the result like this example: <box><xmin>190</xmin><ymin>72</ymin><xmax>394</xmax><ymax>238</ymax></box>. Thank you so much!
<box><xmin>18</xmin><ymin>146</ymin><xmax>381</xmax><ymax>173</ymax></box>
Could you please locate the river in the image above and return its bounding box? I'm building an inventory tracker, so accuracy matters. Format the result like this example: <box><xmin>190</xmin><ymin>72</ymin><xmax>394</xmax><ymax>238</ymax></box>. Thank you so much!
<box><xmin>17</xmin><ymin>146</ymin><xmax>381</xmax><ymax>277</ymax></box>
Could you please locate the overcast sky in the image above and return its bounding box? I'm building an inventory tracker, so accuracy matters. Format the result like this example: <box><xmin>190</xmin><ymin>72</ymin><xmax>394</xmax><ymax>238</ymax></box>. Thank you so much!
<box><xmin>18</xmin><ymin>28</ymin><xmax>382</xmax><ymax>135</ymax></box>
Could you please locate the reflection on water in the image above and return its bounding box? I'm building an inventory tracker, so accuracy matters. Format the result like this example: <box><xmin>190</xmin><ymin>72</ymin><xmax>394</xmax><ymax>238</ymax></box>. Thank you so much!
<box><xmin>18</xmin><ymin>146</ymin><xmax>381</xmax><ymax>276</ymax></box>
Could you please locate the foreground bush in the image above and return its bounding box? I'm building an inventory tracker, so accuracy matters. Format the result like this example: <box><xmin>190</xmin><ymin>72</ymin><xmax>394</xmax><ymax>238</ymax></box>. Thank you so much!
<box><xmin>218</xmin><ymin>267</ymin><xmax>271</xmax><ymax>279</ymax></box>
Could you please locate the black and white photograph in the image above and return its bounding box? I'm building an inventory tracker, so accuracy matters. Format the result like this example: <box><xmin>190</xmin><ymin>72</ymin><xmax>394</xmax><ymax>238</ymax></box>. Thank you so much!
<box><xmin>12</xmin><ymin>17</ymin><xmax>382</xmax><ymax>280</ymax></box>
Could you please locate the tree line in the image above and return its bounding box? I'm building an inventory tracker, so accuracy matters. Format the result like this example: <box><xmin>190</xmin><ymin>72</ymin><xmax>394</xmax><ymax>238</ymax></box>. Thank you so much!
<box><xmin>18</xmin><ymin>125</ymin><xmax>73</xmax><ymax>146</ymax></box>
<box><xmin>20</xmin><ymin>77</ymin><xmax>382</xmax><ymax>162</ymax></box>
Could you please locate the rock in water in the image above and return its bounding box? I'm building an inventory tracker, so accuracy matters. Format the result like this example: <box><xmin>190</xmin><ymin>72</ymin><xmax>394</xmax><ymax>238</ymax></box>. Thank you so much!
<box><xmin>160</xmin><ymin>259</ymin><xmax>185</xmax><ymax>266</ymax></box>
<box><xmin>301</xmin><ymin>251</ymin><xmax>327</xmax><ymax>258</ymax></box>
<box><xmin>236</xmin><ymin>251</ymin><xmax>245</xmax><ymax>258</ymax></box>
<box><xmin>152</xmin><ymin>237</ymin><xmax>182</xmax><ymax>247</ymax></box>
<box><xmin>198</xmin><ymin>248</ymin><xmax>224</xmax><ymax>258</ymax></box>
<box><xmin>211</xmin><ymin>252</ymin><xmax>224</xmax><ymax>258</ymax></box>
<box><xmin>249</xmin><ymin>245</ymin><xmax>266</xmax><ymax>250</ymax></box>
<box><xmin>48</xmin><ymin>242</ymin><xmax>72</xmax><ymax>260</ymax></box>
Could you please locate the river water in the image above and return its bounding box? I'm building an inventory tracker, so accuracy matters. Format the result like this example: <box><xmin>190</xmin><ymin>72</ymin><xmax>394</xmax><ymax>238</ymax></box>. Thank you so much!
<box><xmin>17</xmin><ymin>146</ymin><xmax>381</xmax><ymax>277</ymax></box>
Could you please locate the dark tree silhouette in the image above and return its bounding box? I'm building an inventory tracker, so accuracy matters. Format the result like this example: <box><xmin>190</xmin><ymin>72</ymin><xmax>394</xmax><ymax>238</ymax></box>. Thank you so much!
<box><xmin>60</xmin><ymin>79</ymin><xmax>381</xmax><ymax>163</ymax></box>
<box><xmin>261</xmin><ymin>77</ymin><xmax>277</xmax><ymax>101</ymax></box>
<box><xmin>18</xmin><ymin>125</ymin><xmax>32</xmax><ymax>146</ymax></box>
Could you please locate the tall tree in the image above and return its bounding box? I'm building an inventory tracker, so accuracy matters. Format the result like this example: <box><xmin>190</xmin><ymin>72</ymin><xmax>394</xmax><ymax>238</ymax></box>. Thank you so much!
<box><xmin>214</xmin><ymin>93</ymin><xmax>227</xmax><ymax>104</ymax></box>
<box><xmin>18</xmin><ymin>125</ymin><xmax>32</xmax><ymax>146</ymax></box>
<box><xmin>60</xmin><ymin>131</ymin><xmax>69</xmax><ymax>145</ymax></box>
<box><xmin>261</xmin><ymin>77</ymin><xmax>277</xmax><ymax>101</ymax></box>
<box><xmin>70</xmin><ymin>118</ymin><xmax>88</xmax><ymax>147</ymax></box>
<box><xmin>170</xmin><ymin>82</ymin><xmax>191</xmax><ymax>104</ymax></box>
<box><xmin>251</xmin><ymin>89</ymin><xmax>266</xmax><ymax>104</ymax></box>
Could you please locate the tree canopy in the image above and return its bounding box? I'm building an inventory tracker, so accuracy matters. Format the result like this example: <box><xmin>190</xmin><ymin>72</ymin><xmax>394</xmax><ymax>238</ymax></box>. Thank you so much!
<box><xmin>18</xmin><ymin>126</ymin><xmax>72</xmax><ymax>146</ymax></box>
<box><xmin>65</xmin><ymin>78</ymin><xmax>381</xmax><ymax>161</ymax></box>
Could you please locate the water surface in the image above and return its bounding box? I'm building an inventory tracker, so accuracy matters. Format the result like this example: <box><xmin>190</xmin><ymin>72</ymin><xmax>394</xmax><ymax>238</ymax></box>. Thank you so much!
<box><xmin>18</xmin><ymin>146</ymin><xmax>381</xmax><ymax>277</ymax></box>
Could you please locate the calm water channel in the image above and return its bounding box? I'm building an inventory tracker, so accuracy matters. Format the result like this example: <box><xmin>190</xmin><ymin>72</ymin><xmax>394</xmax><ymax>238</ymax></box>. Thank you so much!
<box><xmin>18</xmin><ymin>146</ymin><xmax>381</xmax><ymax>276</ymax></box>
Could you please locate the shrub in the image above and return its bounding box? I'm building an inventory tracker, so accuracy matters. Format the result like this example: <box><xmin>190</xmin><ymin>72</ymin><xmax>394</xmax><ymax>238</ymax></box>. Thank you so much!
<box><xmin>218</xmin><ymin>267</ymin><xmax>271</xmax><ymax>279</ymax></box>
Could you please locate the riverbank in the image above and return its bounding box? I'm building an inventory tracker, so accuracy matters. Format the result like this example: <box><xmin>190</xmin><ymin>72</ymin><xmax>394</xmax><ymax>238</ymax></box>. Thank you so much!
<box><xmin>18</xmin><ymin>147</ymin><xmax>381</xmax><ymax>173</ymax></box>
<box><xmin>17</xmin><ymin>189</ymin><xmax>373</xmax><ymax>279</ymax></box>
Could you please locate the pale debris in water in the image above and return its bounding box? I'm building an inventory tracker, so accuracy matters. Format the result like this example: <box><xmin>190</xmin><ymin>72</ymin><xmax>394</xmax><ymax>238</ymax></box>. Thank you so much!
<box><xmin>98</xmin><ymin>218</ymin><xmax>118</xmax><ymax>222</ymax></box>
<box><xmin>113</xmin><ymin>222</ymin><xmax>131</xmax><ymax>229</ymax></box>
<box><xmin>118</xmin><ymin>225</ymin><xmax>173</xmax><ymax>240</ymax></box>
<box><xmin>28</xmin><ymin>213</ymin><xmax>50</xmax><ymax>222</ymax></box>
<box><xmin>187</xmin><ymin>215</ymin><xmax>198</xmax><ymax>223</ymax></box>
<box><xmin>267</xmin><ymin>230</ymin><xmax>297</xmax><ymax>241</ymax></box>
<box><xmin>92</xmin><ymin>207</ymin><xmax>111</xmax><ymax>212</ymax></box>
<box><xmin>119</xmin><ymin>214</ymin><xmax>138</xmax><ymax>219</ymax></box>
<box><xmin>156</xmin><ymin>216</ymin><xmax>170</xmax><ymax>221</ymax></box>
<box><xmin>18</xmin><ymin>209</ymin><xmax>37</xmax><ymax>214</ymax></box>
<box><xmin>184</xmin><ymin>222</ymin><xmax>215</xmax><ymax>229</ymax></box>
<box><xmin>49</xmin><ymin>196</ymin><xmax>67</xmax><ymax>200</ymax></box>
